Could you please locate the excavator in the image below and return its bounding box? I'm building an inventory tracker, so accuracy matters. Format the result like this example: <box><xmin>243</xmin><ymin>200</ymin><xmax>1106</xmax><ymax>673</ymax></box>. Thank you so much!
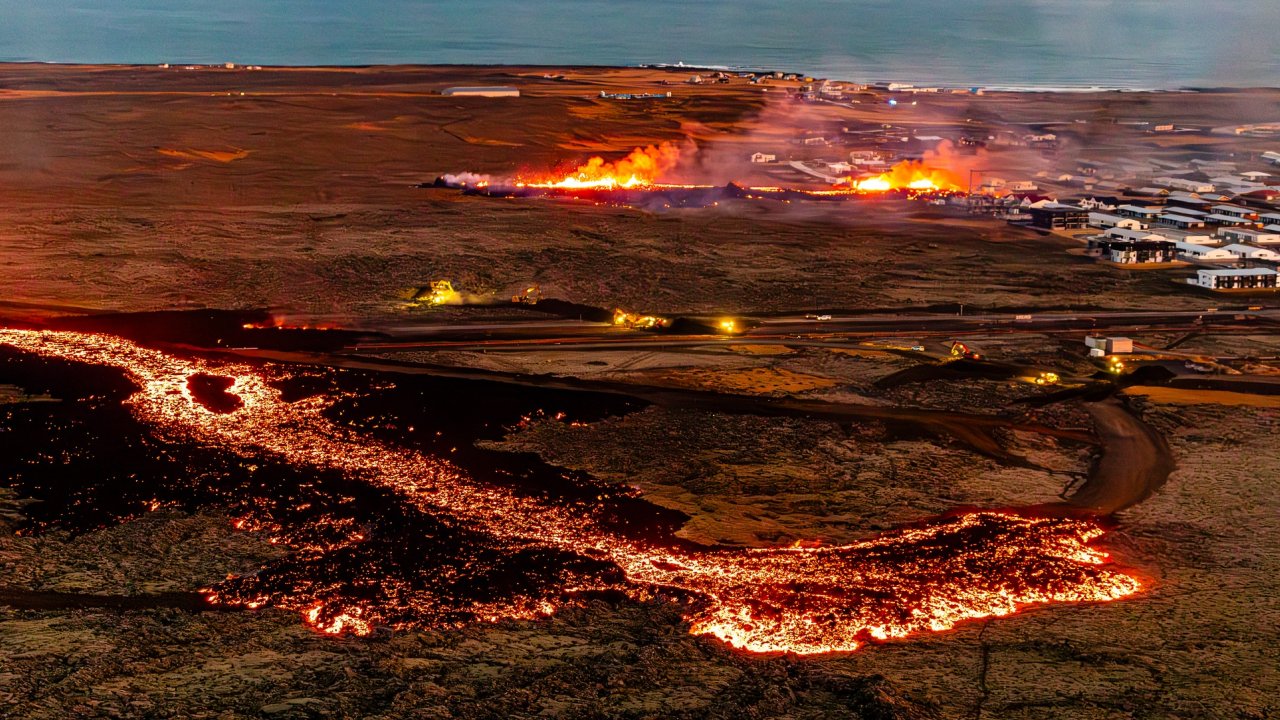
<box><xmin>948</xmin><ymin>340</ymin><xmax>983</xmax><ymax>360</ymax></box>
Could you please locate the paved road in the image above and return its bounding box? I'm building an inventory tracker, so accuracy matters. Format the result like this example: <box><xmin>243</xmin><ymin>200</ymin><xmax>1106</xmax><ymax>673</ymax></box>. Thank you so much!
<box><xmin>345</xmin><ymin>307</ymin><xmax>1280</xmax><ymax>355</ymax></box>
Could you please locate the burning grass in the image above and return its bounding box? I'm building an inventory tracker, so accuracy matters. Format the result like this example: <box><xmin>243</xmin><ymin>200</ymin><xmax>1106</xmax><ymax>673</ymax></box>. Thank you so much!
<box><xmin>0</xmin><ymin>328</ymin><xmax>1140</xmax><ymax>655</ymax></box>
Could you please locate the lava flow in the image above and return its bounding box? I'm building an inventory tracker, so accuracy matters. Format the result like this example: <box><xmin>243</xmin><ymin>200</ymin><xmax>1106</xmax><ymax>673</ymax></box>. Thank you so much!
<box><xmin>0</xmin><ymin>329</ymin><xmax>1140</xmax><ymax>654</ymax></box>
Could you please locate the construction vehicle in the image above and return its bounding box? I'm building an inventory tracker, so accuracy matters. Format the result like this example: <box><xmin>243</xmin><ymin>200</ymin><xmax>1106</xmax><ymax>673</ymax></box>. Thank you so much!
<box><xmin>948</xmin><ymin>340</ymin><xmax>983</xmax><ymax>360</ymax></box>
<box><xmin>511</xmin><ymin>283</ymin><xmax>541</xmax><ymax>305</ymax></box>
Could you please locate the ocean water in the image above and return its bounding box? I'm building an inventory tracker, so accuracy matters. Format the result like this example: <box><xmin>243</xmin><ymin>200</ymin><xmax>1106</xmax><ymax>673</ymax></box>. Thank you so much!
<box><xmin>0</xmin><ymin>0</ymin><xmax>1276</xmax><ymax>89</ymax></box>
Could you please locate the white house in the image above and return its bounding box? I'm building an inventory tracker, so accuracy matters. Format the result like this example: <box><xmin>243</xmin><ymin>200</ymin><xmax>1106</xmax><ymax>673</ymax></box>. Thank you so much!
<box><xmin>1089</xmin><ymin>212</ymin><xmax>1144</xmax><ymax>230</ymax></box>
<box><xmin>750</xmin><ymin>152</ymin><xmax>777</xmax><ymax>163</ymax></box>
<box><xmin>1261</xmin><ymin>151</ymin><xmax>1280</xmax><ymax>165</ymax></box>
<box><xmin>1211</xmin><ymin>204</ymin><xmax>1258</xmax><ymax>219</ymax></box>
<box><xmin>1220</xmin><ymin>244</ymin><xmax>1280</xmax><ymax>260</ymax></box>
<box><xmin>1219</xmin><ymin>227</ymin><xmax>1280</xmax><ymax>245</ymax></box>
<box><xmin>1258</xmin><ymin>212</ymin><xmax>1280</xmax><ymax>225</ymax></box>
<box><xmin>1158</xmin><ymin>213</ymin><xmax>1207</xmax><ymax>229</ymax></box>
<box><xmin>1168</xmin><ymin>178</ymin><xmax>1215</xmax><ymax>193</ymax></box>
<box><xmin>1106</xmin><ymin>227</ymin><xmax>1168</xmax><ymax>242</ymax></box>
<box><xmin>1188</xmin><ymin>267</ymin><xmax>1279</xmax><ymax>290</ymax></box>
<box><xmin>1175</xmin><ymin>242</ymin><xmax>1237</xmax><ymax>260</ymax></box>
<box><xmin>1117</xmin><ymin>204</ymin><xmax>1163</xmax><ymax>220</ymax></box>
<box><xmin>1159</xmin><ymin>229</ymin><xmax>1217</xmax><ymax>245</ymax></box>
<box><xmin>1206</xmin><ymin>213</ymin><xmax>1251</xmax><ymax>226</ymax></box>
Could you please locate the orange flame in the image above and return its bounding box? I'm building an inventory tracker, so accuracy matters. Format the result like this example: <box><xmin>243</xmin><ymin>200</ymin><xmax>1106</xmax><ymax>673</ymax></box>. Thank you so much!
<box><xmin>518</xmin><ymin>143</ymin><xmax>681</xmax><ymax>190</ymax></box>
<box><xmin>850</xmin><ymin>158</ymin><xmax>961</xmax><ymax>193</ymax></box>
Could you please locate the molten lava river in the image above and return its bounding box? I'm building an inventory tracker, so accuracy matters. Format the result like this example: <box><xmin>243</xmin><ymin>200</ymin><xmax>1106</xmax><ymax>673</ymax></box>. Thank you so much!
<box><xmin>0</xmin><ymin>329</ymin><xmax>1140</xmax><ymax>654</ymax></box>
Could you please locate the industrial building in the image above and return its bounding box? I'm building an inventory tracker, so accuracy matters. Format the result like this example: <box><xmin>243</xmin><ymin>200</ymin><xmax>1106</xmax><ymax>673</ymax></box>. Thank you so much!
<box><xmin>1188</xmin><ymin>267</ymin><xmax>1279</xmax><ymax>290</ymax></box>
<box><xmin>441</xmin><ymin>86</ymin><xmax>520</xmax><ymax>97</ymax></box>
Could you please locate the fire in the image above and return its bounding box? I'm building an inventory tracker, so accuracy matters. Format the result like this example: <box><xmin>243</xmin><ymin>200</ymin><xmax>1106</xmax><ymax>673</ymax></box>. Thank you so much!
<box><xmin>517</xmin><ymin>143</ymin><xmax>681</xmax><ymax>190</ymax></box>
<box><xmin>613</xmin><ymin>309</ymin><xmax>668</xmax><ymax>329</ymax></box>
<box><xmin>0</xmin><ymin>329</ymin><xmax>1141</xmax><ymax>654</ymax></box>
<box><xmin>849</xmin><ymin>158</ymin><xmax>961</xmax><ymax>193</ymax></box>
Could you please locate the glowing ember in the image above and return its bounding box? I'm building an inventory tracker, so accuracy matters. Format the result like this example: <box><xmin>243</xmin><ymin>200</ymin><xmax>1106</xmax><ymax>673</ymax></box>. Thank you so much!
<box><xmin>517</xmin><ymin>143</ymin><xmax>682</xmax><ymax>190</ymax></box>
<box><xmin>0</xmin><ymin>329</ymin><xmax>1140</xmax><ymax>654</ymax></box>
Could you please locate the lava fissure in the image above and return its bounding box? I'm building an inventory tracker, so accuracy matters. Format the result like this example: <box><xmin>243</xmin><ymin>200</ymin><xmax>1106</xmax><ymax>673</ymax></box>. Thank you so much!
<box><xmin>0</xmin><ymin>329</ymin><xmax>1140</xmax><ymax>654</ymax></box>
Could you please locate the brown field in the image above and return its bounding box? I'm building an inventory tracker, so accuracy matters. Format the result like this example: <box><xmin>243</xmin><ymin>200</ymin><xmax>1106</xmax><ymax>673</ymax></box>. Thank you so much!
<box><xmin>2</xmin><ymin>65</ymin><xmax>1277</xmax><ymax>318</ymax></box>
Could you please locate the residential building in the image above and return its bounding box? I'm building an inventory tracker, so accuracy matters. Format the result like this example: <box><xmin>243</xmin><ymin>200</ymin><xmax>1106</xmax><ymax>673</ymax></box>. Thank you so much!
<box><xmin>1089</xmin><ymin>212</ymin><xmax>1144</xmax><ymax>230</ymax></box>
<box><xmin>1117</xmin><ymin>204</ymin><xmax>1163</xmax><ymax>220</ymax></box>
<box><xmin>1220</xmin><ymin>244</ymin><xmax>1280</xmax><ymax>260</ymax></box>
<box><xmin>1095</xmin><ymin>240</ymin><xmax>1178</xmax><ymax>264</ymax></box>
<box><xmin>1189</xmin><ymin>267</ymin><xmax>1279</xmax><ymax>290</ymax></box>
<box><xmin>1105</xmin><ymin>227</ymin><xmax>1168</xmax><ymax>242</ymax></box>
<box><xmin>1029</xmin><ymin>205</ymin><xmax>1088</xmax><ymax>230</ymax></box>
<box><xmin>1205</xmin><ymin>213</ymin><xmax>1251</xmax><ymax>225</ymax></box>
<box><xmin>1219</xmin><ymin>228</ymin><xmax>1280</xmax><ymax>245</ymax></box>
<box><xmin>1158</xmin><ymin>213</ymin><xmax>1206</xmax><ymax>229</ymax></box>
<box><xmin>1175</xmin><ymin>242</ymin><xmax>1237</xmax><ymax>260</ymax></box>
<box><xmin>1210</xmin><ymin>204</ymin><xmax>1259</xmax><ymax>220</ymax></box>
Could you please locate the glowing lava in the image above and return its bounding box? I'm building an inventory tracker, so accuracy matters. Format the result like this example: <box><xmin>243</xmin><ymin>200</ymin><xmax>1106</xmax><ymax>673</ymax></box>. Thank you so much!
<box><xmin>0</xmin><ymin>329</ymin><xmax>1140</xmax><ymax>654</ymax></box>
<box><xmin>517</xmin><ymin>143</ymin><xmax>682</xmax><ymax>190</ymax></box>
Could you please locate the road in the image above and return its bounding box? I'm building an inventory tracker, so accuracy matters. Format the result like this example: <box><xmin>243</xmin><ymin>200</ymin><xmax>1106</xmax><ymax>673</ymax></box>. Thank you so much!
<box><xmin>1065</xmin><ymin>397</ymin><xmax>1176</xmax><ymax>514</ymax></box>
<box><xmin>342</xmin><ymin>307</ymin><xmax>1280</xmax><ymax>355</ymax></box>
